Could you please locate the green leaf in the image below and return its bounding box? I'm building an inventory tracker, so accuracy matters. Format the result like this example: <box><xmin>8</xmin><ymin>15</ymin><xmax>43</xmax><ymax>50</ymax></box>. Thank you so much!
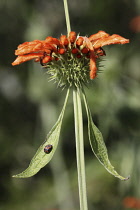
<box><xmin>82</xmin><ymin>91</ymin><xmax>129</xmax><ymax>181</ymax></box>
<box><xmin>13</xmin><ymin>89</ymin><xmax>70</xmax><ymax>178</ymax></box>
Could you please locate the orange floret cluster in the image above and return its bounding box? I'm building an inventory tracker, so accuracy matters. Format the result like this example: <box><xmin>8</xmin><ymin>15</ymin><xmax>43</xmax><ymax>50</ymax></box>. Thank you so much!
<box><xmin>12</xmin><ymin>31</ymin><xmax>129</xmax><ymax>80</ymax></box>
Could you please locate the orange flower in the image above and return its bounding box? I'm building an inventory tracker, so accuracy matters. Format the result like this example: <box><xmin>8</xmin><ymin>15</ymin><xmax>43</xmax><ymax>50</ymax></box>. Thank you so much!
<box><xmin>123</xmin><ymin>197</ymin><xmax>140</xmax><ymax>209</ymax></box>
<box><xmin>12</xmin><ymin>31</ymin><xmax>129</xmax><ymax>81</ymax></box>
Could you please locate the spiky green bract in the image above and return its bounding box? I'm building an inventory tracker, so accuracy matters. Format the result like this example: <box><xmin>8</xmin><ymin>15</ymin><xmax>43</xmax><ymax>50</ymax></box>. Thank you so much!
<box><xmin>46</xmin><ymin>52</ymin><xmax>91</xmax><ymax>89</ymax></box>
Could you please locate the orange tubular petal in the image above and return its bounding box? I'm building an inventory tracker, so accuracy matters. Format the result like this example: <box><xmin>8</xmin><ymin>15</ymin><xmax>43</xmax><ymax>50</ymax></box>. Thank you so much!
<box><xmin>69</xmin><ymin>31</ymin><xmax>77</xmax><ymax>43</ymax></box>
<box><xmin>15</xmin><ymin>41</ymin><xmax>43</xmax><ymax>55</ymax></box>
<box><xmin>12</xmin><ymin>53</ymin><xmax>43</xmax><ymax>66</ymax></box>
<box><xmin>58</xmin><ymin>48</ymin><xmax>66</xmax><ymax>54</ymax></box>
<box><xmin>89</xmin><ymin>51</ymin><xmax>97</xmax><ymax>79</ymax></box>
<box><xmin>94</xmin><ymin>34</ymin><xmax>130</xmax><ymax>49</ymax></box>
<box><xmin>76</xmin><ymin>37</ymin><xmax>84</xmax><ymax>46</ymax></box>
<box><xmin>42</xmin><ymin>43</ymin><xmax>57</xmax><ymax>53</ymax></box>
<box><xmin>84</xmin><ymin>37</ymin><xmax>97</xmax><ymax>79</ymax></box>
<box><xmin>59</xmin><ymin>35</ymin><xmax>69</xmax><ymax>46</ymax></box>
<box><xmin>45</xmin><ymin>36</ymin><xmax>53</xmax><ymax>42</ymax></box>
<box><xmin>44</xmin><ymin>49</ymin><xmax>51</xmax><ymax>54</ymax></box>
<box><xmin>32</xmin><ymin>42</ymin><xmax>43</xmax><ymax>51</ymax></box>
<box><xmin>15</xmin><ymin>40</ymin><xmax>42</xmax><ymax>54</ymax></box>
<box><xmin>15</xmin><ymin>42</ymin><xmax>57</xmax><ymax>55</ymax></box>
<box><xmin>17</xmin><ymin>40</ymin><xmax>40</xmax><ymax>49</ymax></box>
<box><xmin>45</xmin><ymin>37</ymin><xmax>60</xmax><ymax>46</ymax></box>
<box><xmin>84</xmin><ymin>37</ymin><xmax>94</xmax><ymax>51</ymax></box>
<box><xmin>42</xmin><ymin>56</ymin><xmax>52</xmax><ymax>64</ymax></box>
<box><xmin>52</xmin><ymin>38</ymin><xmax>59</xmax><ymax>45</ymax></box>
<box><xmin>89</xmin><ymin>31</ymin><xmax>109</xmax><ymax>41</ymax></box>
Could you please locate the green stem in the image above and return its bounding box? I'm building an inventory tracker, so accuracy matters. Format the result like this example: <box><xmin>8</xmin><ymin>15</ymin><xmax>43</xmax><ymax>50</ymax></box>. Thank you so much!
<box><xmin>63</xmin><ymin>0</ymin><xmax>88</xmax><ymax>208</ymax></box>
<box><xmin>63</xmin><ymin>0</ymin><xmax>71</xmax><ymax>33</ymax></box>
<box><xmin>73</xmin><ymin>88</ymin><xmax>88</xmax><ymax>210</ymax></box>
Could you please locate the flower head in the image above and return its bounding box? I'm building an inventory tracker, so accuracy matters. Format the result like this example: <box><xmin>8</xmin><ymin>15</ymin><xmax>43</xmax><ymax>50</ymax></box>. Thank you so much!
<box><xmin>12</xmin><ymin>31</ymin><xmax>129</xmax><ymax>88</ymax></box>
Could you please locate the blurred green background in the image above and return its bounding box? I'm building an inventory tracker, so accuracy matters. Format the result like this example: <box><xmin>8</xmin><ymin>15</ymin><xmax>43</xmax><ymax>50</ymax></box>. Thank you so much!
<box><xmin>0</xmin><ymin>0</ymin><xmax>140</xmax><ymax>209</ymax></box>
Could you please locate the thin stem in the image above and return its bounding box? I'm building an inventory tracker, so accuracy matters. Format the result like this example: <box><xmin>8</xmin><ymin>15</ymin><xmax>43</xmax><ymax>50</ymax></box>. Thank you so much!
<box><xmin>63</xmin><ymin>1</ymin><xmax>88</xmax><ymax>208</ymax></box>
<box><xmin>73</xmin><ymin>88</ymin><xmax>88</xmax><ymax>210</ymax></box>
<box><xmin>63</xmin><ymin>0</ymin><xmax>71</xmax><ymax>33</ymax></box>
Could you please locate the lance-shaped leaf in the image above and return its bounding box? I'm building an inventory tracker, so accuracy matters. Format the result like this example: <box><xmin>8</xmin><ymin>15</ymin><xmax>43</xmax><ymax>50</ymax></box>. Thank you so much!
<box><xmin>13</xmin><ymin>89</ymin><xmax>70</xmax><ymax>178</ymax></box>
<box><xmin>82</xmin><ymin>91</ymin><xmax>129</xmax><ymax>181</ymax></box>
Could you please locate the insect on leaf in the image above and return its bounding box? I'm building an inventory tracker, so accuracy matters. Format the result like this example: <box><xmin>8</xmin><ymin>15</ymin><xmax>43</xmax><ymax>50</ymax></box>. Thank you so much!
<box><xmin>82</xmin><ymin>91</ymin><xmax>129</xmax><ymax>181</ymax></box>
<box><xmin>13</xmin><ymin>89</ymin><xmax>70</xmax><ymax>178</ymax></box>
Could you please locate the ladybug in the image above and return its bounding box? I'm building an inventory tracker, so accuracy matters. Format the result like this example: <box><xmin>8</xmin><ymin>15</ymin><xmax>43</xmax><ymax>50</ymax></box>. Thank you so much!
<box><xmin>44</xmin><ymin>144</ymin><xmax>53</xmax><ymax>154</ymax></box>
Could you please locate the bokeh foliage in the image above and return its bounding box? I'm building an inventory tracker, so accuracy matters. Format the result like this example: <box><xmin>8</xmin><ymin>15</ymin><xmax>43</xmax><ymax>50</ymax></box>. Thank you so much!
<box><xmin>0</xmin><ymin>0</ymin><xmax>140</xmax><ymax>209</ymax></box>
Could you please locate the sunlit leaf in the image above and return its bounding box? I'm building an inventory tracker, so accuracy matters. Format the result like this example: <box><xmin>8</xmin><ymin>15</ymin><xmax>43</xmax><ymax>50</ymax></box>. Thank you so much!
<box><xmin>83</xmin><ymin>91</ymin><xmax>129</xmax><ymax>181</ymax></box>
<box><xmin>13</xmin><ymin>89</ymin><xmax>70</xmax><ymax>178</ymax></box>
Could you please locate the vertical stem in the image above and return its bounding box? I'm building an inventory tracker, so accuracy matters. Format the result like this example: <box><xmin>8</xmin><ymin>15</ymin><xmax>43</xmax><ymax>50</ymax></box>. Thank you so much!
<box><xmin>73</xmin><ymin>88</ymin><xmax>88</xmax><ymax>210</ymax></box>
<box><xmin>63</xmin><ymin>1</ymin><xmax>88</xmax><ymax>209</ymax></box>
<box><xmin>63</xmin><ymin>0</ymin><xmax>71</xmax><ymax>33</ymax></box>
